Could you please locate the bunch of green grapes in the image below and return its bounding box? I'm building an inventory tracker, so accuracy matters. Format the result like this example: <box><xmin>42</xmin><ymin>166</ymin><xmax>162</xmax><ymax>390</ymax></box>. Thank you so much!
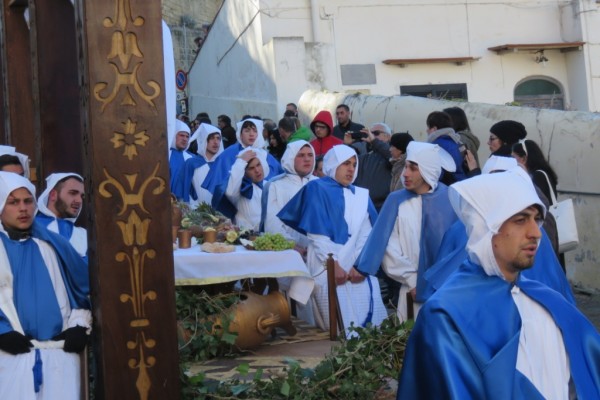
<box><xmin>254</xmin><ymin>233</ymin><xmax>295</xmax><ymax>251</ymax></box>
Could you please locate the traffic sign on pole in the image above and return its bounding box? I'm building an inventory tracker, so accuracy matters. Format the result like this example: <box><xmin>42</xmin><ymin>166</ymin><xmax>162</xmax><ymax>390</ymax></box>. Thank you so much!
<box><xmin>175</xmin><ymin>70</ymin><xmax>187</xmax><ymax>90</ymax></box>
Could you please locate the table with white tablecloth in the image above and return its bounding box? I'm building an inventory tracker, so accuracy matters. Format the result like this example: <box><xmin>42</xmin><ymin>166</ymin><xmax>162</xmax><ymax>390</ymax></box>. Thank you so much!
<box><xmin>173</xmin><ymin>244</ymin><xmax>314</xmax><ymax>303</ymax></box>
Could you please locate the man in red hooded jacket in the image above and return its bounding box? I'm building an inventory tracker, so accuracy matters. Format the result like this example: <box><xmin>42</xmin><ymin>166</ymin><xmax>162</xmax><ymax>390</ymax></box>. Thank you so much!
<box><xmin>309</xmin><ymin>110</ymin><xmax>343</xmax><ymax>157</ymax></box>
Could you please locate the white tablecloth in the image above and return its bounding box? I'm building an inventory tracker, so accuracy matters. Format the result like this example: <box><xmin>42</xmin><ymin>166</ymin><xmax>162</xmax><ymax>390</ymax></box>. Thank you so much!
<box><xmin>174</xmin><ymin>244</ymin><xmax>314</xmax><ymax>303</ymax></box>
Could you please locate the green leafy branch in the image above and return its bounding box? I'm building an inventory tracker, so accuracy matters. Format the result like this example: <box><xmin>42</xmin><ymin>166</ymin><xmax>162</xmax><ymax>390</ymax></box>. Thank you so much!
<box><xmin>180</xmin><ymin>316</ymin><xmax>413</xmax><ymax>399</ymax></box>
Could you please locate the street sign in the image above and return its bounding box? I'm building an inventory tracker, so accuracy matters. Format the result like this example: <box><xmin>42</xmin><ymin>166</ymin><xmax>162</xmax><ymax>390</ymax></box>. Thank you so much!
<box><xmin>176</xmin><ymin>69</ymin><xmax>187</xmax><ymax>90</ymax></box>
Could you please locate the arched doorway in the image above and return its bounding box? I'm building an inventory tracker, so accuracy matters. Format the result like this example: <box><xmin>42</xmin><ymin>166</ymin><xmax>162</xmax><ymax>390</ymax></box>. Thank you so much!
<box><xmin>514</xmin><ymin>78</ymin><xmax>564</xmax><ymax>110</ymax></box>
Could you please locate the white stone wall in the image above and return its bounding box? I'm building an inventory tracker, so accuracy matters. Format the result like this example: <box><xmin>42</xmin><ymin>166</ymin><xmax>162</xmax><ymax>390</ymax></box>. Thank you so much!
<box><xmin>299</xmin><ymin>89</ymin><xmax>600</xmax><ymax>289</ymax></box>
<box><xmin>188</xmin><ymin>0</ymin><xmax>281</xmax><ymax>122</ymax></box>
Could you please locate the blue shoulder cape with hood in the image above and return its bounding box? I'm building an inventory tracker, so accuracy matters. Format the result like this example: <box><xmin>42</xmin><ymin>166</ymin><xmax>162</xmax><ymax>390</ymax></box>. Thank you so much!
<box><xmin>172</xmin><ymin>156</ymin><xmax>207</xmax><ymax>202</ymax></box>
<box><xmin>397</xmin><ymin>260</ymin><xmax>600</xmax><ymax>399</ymax></box>
<box><xmin>201</xmin><ymin>143</ymin><xmax>284</xmax><ymax>219</ymax></box>
<box><xmin>0</xmin><ymin>221</ymin><xmax>90</xmax><ymax>336</ymax></box>
<box><xmin>422</xmin><ymin>220</ymin><xmax>575</xmax><ymax>304</ymax></box>
<box><xmin>277</xmin><ymin>176</ymin><xmax>378</xmax><ymax>244</ymax></box>
<box><xmin>355</xmin><ymin>184</ymin><xmax>457</xmax><ymax>302</ymax></box>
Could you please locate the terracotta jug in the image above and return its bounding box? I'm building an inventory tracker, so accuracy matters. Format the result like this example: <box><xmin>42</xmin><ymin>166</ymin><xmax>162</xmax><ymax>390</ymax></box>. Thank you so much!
<box><xmin>215</xmin><ymin>291</ymin><xmax>296</xmax><ymax>349</ymax></box>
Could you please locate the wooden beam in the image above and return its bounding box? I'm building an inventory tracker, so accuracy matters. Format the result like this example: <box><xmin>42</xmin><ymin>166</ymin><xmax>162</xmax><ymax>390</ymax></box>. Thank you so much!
<box><xmin>488</xmin><ymin>42</ymin><xmax>586</xmax><ymax>54</ymax></box>
<box><xmin>383</xmin><ymin>56</ymin><xmax>480</xmax><ymax>68</ymax></box>
<box><xmin>0</xmin><ymin>0</ymin><xmax>37</xmax><ymax>175</ymax></box>
<box><xmin>8</xmin><ymin>0</ymin><xmax>27</xmax><ymax>7</ymax></box>
<box><xmin>29</xmin><ymin>0</ymin><xmax>83</xmax><ymax>178</ymax></box>
<box><xmin>75</xmin><ymin>0</ymin><xmax>180</xmax><ymax>398</ymax></box>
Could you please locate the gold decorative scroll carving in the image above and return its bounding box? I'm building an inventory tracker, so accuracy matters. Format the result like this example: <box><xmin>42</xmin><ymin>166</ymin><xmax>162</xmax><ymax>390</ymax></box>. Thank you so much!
<box><xmin>93</xmin><ymin>0</ymin><xmax>167</xmax><ymax>398</ymax></box>
<box><xmin>110</xmin><ymin>118</ymin><xmax>150</xmax><ymax>161</ymax></box>
<box><xmin>93</xmin><ymin>0</ymin><xmax>159</xmax><ymax>112</ymax></box>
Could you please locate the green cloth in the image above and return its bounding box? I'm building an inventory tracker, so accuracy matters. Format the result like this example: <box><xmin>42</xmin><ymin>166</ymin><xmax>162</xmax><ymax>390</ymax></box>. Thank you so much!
<box><xmin>288</xmin><ymin>126</ymin><xmax>313</xmax><ymax>143</ymax></box>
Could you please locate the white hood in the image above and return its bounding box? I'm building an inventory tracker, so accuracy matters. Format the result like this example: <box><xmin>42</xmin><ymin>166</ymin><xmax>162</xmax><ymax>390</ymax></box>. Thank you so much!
<box><xmin>280</xmin><ymin>140</ymin><xmax>315</xmax><ymax>176</ymax></box>
<box><xmin>448</xmin><ymin>167</ymin><xmax>545</xmax><ymax>279</ymax></box>
<box><xmin>192</xmin><ymin>123</ymin><xmax>224</xmax><ymax>161</ymax></box>
<box><xmin>0</xmin><ymin>145</ymin><xmax>30</xmax><ymax>179</ymax></box>
<box><xmin>403</xmin><ymin>141</ymin><xmax>455</xmax><ymax>191</ymax></box>
<box><xmin>37</xmin><ymin>172</ymin><xmax>84</xmax><ymax>222</ymax></box>
<box><xmin>323</xmin><ymin>145</ymin><xmax>358</xmax><ymax>184</ymax></box>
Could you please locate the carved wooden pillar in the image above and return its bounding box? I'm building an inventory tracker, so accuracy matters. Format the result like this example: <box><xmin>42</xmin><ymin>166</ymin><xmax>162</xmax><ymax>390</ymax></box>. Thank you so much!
<box><xmin>0</xmin><ymin>0</ymin><xmax>37</xmax><ymax>173</ymax></box>
<box><xmin>28</xmin><ymin>0</ymin><xmax>83</xmax><ymax>177</ymax></box>
<box><xmin>0</xmin><ymin>51</ymin><xmax>4</xmax><ymax>142</ymax></box>
<box><xmin>75</xmin><ymin>1</ymin><xmax>180</xmax><ymax>399</ymax></box>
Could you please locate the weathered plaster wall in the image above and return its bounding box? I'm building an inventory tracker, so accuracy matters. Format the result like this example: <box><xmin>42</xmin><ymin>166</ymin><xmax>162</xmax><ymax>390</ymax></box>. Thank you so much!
<box><xmin>188</xmin><ymin>0</ymin><xmax>280</xmax><ymax>122</ymax></box>
<box><xmin>162</xmin><ymin>0</ymin><xmax>223</xmax><ymax>73</ymax></box>
<box><xmin>298</xmin><ymin>89</ymin><xmax>600</xmax><ymax>289</ymax></box>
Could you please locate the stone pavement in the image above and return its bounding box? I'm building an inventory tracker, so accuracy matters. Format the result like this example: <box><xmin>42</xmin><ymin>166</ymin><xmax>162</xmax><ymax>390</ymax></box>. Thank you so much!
<box><xmin>573</xmin><ymin>285</ymin><xmax>600</xmax><ymax>331</ymax></box>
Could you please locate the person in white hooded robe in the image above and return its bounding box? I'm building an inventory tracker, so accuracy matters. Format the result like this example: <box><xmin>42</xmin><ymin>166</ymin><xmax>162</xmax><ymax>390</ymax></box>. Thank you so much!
<box><xmin>0</xmin><ymin>172</ymin><xmax>91</xmax><ymax>400</ymax></box>
<box><xmin>262</xmin><ymin>140</ymin><xmax>318</xmax><ymax>248</ymax></box>
<box><xmin>174</xmin><ymin>123</ymin><xmax>225</xmax><ymax>207</ymax></box>
<box><xmin>202</xmin><ymin>118</ymin><xmax>284</xmax><ymax>218</ymax></box>
<box><xmin>261</xmin><ymin>140</ymin><xmax>318</xmax><ymax>324</ymax></box>
<box><xmin>278</xmin><ymin>145</ymin><xmax>387</xmax><ymax>333</ymax></box>
<box><xmin>356</xmin><ymin>142</ymin><xmax>458</xmax><ymax>322</ymax></box>
<box><xmin>35</xmin><ymin>173</ymin><xmax>87</xmax><ymax>260</ymax></box>
<box><xmin>168</xmin><ymin>119</ymin><xmax>193</xmax><ymax>197</ymax></box>
<box><xmin>0</xmin><ymin>145</ymin><xmax>30</xmax><ymax>179</ymax></box>
<box><xmin>397</xmin><ymin>167</ymin><xmax>600</xmax><ymax>399</ymax></box>
<box><xmin>225</xmin><ymin>147</ymin><xmax>270</xmax><ymax>230</ymax></box>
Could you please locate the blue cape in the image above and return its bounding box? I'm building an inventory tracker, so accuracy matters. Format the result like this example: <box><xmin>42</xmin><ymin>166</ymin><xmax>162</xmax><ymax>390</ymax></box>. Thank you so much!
<box><xmin>432</xmin><ymin>135</ymin><xmax>466</xmax><ymax>181</ymax></box>
<box><xmin>397</xmin><ymin>260</ymin><xmax>600</xmax><ymax>399</ymax></box>
<box><xmin>0</xmin><ymin>221</ymin><xmax>90</xmax><ymax>337</ymax></box>
<box><xmin>35</xmin><ymin>213</ymin><xmax>74</xmax><ymax>240</ymax></box>
<box><xmin>171</xmin><ymin>155</ymin><xmax>207</xmax><ymax>202</ymax></box>
<box><xmin>169</xmin><ymin>148</ymin><xmax>187</xmax><ymax>196</ymax></box>
<box><xmin>277</xmin><ymin>176</ymin><xmax>378</xmax><ymax>245</ymax></box>
<box><xmin>422</xmin><ymin>220</ymin><xmax>575</xmax><ymax>304</ymax></box>
<box><xmin>355</xmin><ymin>184</ymin><xmax>457</xmax><ymax>302</ymax></box>
<box><xmin>202</xmin><ymin>143</ymin><xmax>283</xmax><ymax>218</ymax></box>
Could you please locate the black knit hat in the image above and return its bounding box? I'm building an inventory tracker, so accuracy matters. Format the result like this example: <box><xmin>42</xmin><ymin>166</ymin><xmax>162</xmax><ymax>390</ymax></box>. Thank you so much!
<box><xmin>390</xmin><ymin>132</ymin><xmax>414</xmax><ymax>153</ymax></box>
<box><xmin>489</xmin><ymin>120</ymin><xmax>527</xmax><ymax>145</ymax></box>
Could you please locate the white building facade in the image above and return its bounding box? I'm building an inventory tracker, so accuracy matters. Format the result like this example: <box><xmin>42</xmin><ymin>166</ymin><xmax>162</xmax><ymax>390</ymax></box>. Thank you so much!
<box><xmin>188</xmin><ymin>0</ymin><xmax>600</xmax><ymax>120</ymax></box>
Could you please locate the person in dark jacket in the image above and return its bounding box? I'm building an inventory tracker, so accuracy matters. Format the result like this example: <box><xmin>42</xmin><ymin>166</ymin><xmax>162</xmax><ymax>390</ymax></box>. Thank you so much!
<box><xmin>353</xmin><ymin>122</ymin><xmax>393</xmax><ymax>211</ymax></box>
<box><xmin>444</xmin><ymin>106</ymin><xmax>481</xmax><ymax>174</ymax></box>
<box><xmin>217</xmin><ymin>114</ymin><xmax>237</xmax><ymax>148</ymax></box>
<box><xmin>333</xmin><ymin>104</ymin><xmax>366</xmax><ymax>154</ymax></box>
<box><xmin>488</xmin><ymin>120</ymin><xmax>527</xmax><ymax>156</ymax></box>
<box><xmin>389</xmin><ymin>132</ymin><xmax>414</xmax><ymax>192</ymax></box>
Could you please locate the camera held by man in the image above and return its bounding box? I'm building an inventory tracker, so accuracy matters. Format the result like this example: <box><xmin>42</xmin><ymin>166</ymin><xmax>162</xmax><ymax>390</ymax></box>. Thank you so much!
<box><xmin>349</xmin><ymin>131</ymin><xmax>368</xmax><ymax>141</ymax></box>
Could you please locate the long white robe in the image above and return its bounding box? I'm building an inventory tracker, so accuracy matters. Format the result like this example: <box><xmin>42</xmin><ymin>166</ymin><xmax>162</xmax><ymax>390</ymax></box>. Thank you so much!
<box><xmin>264</xmin><ymin>174</ymin><xmax>316</xmax><ymax>248</ymax></box>
<box><xmin>381</xmin><ymin>195</ymin><xmax>423</xmax><ymax>321</ymax></box>
<box><xmin>0</xmin><ymin>237</ymin><xmax>92</xmax><ymax>400</ymax></box>
<box><xmin>225</xmin><ymin>158</ymin><xmax>262</xmax><ymax>230</ymax></box>
<box><xmin>191</xmin><ymin>163</ymin><xmax>213</xmax><ymax>208</ymax></box>
<box><xmin>307</xmin><ymin>186</ymin><xmax>387</xmax><ymax>332</ymax></box>
<box><xmin>263</xmin><ymin>173</ymin><xmax>317</xmax><ymax>322</ymax></box>
<box><xmin>512</xmin><ymin>286</ymin><xmax>570</xmax><ymax>399</ymax></box>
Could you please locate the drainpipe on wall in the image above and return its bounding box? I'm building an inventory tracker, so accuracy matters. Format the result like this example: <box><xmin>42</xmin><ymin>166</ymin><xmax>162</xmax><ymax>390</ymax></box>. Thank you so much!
<box><xmin>310</xmin><ymin>0</ymin><xmax>321</xmax><ymax>42</ymax></box>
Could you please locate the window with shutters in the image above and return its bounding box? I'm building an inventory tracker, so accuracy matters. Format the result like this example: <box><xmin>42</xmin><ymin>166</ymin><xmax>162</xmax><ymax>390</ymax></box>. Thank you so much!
<box><xmin>514</xmin><ymin>78</ymin><xmax>564</xmax><ymax>110</ymax></box>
